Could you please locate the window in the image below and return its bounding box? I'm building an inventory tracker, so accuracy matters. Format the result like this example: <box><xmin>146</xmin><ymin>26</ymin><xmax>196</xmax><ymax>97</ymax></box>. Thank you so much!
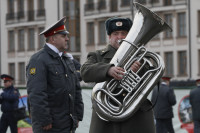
<box><xmin>18</xmin><ymin>29</ymin><xmax>25</xmax><ymax>51</ymax></box>
<box><xmin>37</xmin><ymin>0</ymin><xmax>45</xmax><ymax>16</ymax></box>
<box><xmin>98</xmin><ymin>21</ymin><xmax>106</xmax><ymax>45</ymax></box>
<box><xmin>18</xmin><ymin>62</ymin><xmax>25</xmax><ymax>84</ymax></box>
<box><xmin>87</xmin><ymin>22</ymin><xmax>95</xmax><ymax>45</ymax></box>
<box><xmin>28</xmin><ymin>0</ymin><xmax>34</xmax><ymax>21</ymax></box>
<box><xmin>38</xmin><ymin>0</ymin><xmax>44</xmax><ymax>9</ymax></box>
<box><xmin>8</xmin><ymin>63</ymin><xmax>15</xmax><ymax>80</ymax></box>
<box><xmin>164</xmin><ymin>0</ymin><xmax>171</xmax><ymax>5</ymax></box>
<box><xmin>7</xmin><ymin>0</ymin><xmax>15</xmax><ymax>20</ymax></box>
<box><xmin>121</xmin><ymin>0</ymin><xmax>129</xmax><ymax>7</ymax></box>
<box><xmin>18</xmin><ymin>0</ymin><xmax>24</xmax><ymax>11</ymax></box>
<box><xmin>198</xmin><ymin>50</ymin><xmax>200</xmax><ymax>74</ymax></box>
<box><xmin>38</xmin><ymin>27</ymin><xmax>45</xmax><ymax>49</ymax></box>
<box><xmin>28</xmin><ymin>28</ymin><xmax>35</xmax><ymax>50</ymax></box>
<box><xmin>164</xmin><ymin>52</ymin><xmax>174</xmax><ymax>76</ymax></box>
<box><xmin>17</xmin><ymin>0</ymin><xmax>24</xmax><ymax>19</ymax></box>
<box><xmin>178</xmin><ymin>51</ymin><xmax>187</xmax><ymax>76</ymax></box>
<box><xmin>8</xmin><ymin>0</ymin><xmax>14</xmax><ymax>13</ymax></box>
<box><xmin>136</xmin><ymin>0</ymin><xmax>146</xmax><ymax>4</ymax></box>
<box><xmin>98</xmin><ymin>0</ymin><xmax>106</xmax><ymax>10</ymax></box>
<box><xmin>110</xmin><ymin>0</ymin><xmax>117</xmax><ymax>12</ymax></box>
<box><xmin>63</xmin><ymin>0</ymin><xmax>80</xmax><ymax>52</ymax></box>
<box><xmin>164</xmin><ymin>14</ymin><xmax>173</xmax><ymax>38</ymax></box>
<box><xmin>198</xmin><ymin>10</ymin><xmax>200</xmax><ymax>36</ymax></box>
<box><xmin>177</xmin><ymin>12</ymin><xmax>186</xmax><ymax>37</ymax></box>
<box><xmin>151</xmin><ymin>0</ymin><xmax>159</xmax><ymax>4</ymax></box>
<box><xmin>8</xmin><ymin>30</ymin><xmax>15</xmax><ymax>52</ymax></box>
<box><xmin>85</xmin><ymin>0</ymin><xmax>94</xmax><ymax>11</ymax></box>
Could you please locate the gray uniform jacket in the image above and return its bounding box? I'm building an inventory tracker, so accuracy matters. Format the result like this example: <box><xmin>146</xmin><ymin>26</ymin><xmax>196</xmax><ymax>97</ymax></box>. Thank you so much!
<box><xmin>81</xmin><ymin>44</ymin><xmax>155</xmax><ymax>133</ymax></box>
<box><xmin>189</xmin><ymin>86</ymin><xmax>200</xmax><ymax>120</ymax></box>
<box><xmin>151</xmin><ymin>83</ymin><xmax>176</xmax><ymax>119</ymax></box>
<box><xmin>26</xmin><ymin>44</ymin><xmax>84</xmax><ymax>133</ymax></box>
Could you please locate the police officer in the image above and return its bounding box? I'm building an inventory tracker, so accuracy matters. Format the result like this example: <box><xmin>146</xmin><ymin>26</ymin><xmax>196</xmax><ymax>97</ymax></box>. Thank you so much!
<box><xmin>151</xmin><ymin>76</ymin><xmax>177</xmax><ymax>133</ymax></box>
<box><xmin>81</xmin><ymin>17</ymin><xmax>155</xmax><ymax>133</ymax></box>
<box><xmin>189</xmin><ymin>79</ymin><xmax>200</xmax><ymax>133</ymax></box>
<box><xmin>0</xmin><ymin>74</ymin><xmax>19</xmax><ymax>133</ymax></box>
<box><xmin>26</xmin><ymin>16</ymin><xmax>84</xmax><ymax>133</ymax></box>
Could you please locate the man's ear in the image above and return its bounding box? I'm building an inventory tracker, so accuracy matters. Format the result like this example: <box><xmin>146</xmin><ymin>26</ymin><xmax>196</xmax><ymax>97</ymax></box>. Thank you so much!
<box><xmin>49</xmin><ymin>36</ymin><xmax>55</xmax><ymax>43</ymax></box>
<box><xmin>108</xmin><ymin>35</ymin><xmax>111</xmax><ymax>40</ymax></box>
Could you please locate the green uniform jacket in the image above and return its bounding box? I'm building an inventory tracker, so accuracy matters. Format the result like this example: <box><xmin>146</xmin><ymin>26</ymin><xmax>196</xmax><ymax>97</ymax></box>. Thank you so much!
<box><xmin>81</xmin><ymin>44</ymin><xmax>155</xmax><ymax>133</ymax></box>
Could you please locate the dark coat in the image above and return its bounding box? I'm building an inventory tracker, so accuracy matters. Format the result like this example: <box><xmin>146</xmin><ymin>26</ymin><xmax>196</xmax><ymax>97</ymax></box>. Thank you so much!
<box><xmin>81</xmin><ymin>44</ymin><xmax>155</xmax><ymax>133</ymax></box>
<box><xmin>189</xmin><ymin>86</ymin><xmax>200</xmax><ymax>120</ymax></box>
<box><xmin>151</xmin><ymin>83</ymin><xmax>176</xmax><ymax>119</ymax></box>
<box><xmin>0</xmin><ymin>85</ymin><xmax>19</xmax><ymax>133</ymax></box>
<box><xmin>26</xmin><ymin>45</ymin><xmax>84</xmax><ymax>133</ymax></box>
<box><xmin>0</xmin><ymin>85</ymin><xmax>19</xmax><ymax>112</ymax></box>
<box><xmin>72</xmin><ymin>59</ymin><xmax>82</xmax><ymax>81</ymax></box>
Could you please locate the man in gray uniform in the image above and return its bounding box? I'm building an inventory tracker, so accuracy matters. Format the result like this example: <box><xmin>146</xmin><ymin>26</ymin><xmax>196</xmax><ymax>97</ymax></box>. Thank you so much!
<box><xmin>151</xmin><ymin>76</ymin><xmax>176</xmax><ymax>133</ymax></box>
<box><xmin>81</xmin><ymin>17</ymin><xmax>155</xmax><ymax>133</ymax></box>
<box><xmin>189</xmin><ymin>79</ymin><xmax>200</xmax><ymax>133</ymax></box>
<box><xmin>26</xmin><ymin>17</ymin><xmax>84</xmax><ymax>133</ymax></box>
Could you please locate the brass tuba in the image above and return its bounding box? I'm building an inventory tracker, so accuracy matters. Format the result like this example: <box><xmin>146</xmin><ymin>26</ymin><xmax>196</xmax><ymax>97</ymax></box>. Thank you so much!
<box><xmin>92</xmin><ymin>2</ymin><xmax>172</xmax><ymax>121</ymax></box>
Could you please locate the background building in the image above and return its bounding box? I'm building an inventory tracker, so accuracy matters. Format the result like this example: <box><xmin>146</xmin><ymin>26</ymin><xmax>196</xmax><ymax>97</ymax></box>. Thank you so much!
<box><xmin>80</xmin><ymin>0</ymin><xmax>200</xmax><ymax>84</ymax></box>
<box><xmin>0</xmin><ymin>0</ymin><xmax>80</xmax><ymax>87</ymax></box>
<box><xmin>0</xmin><ymin>0</ymin><xmax>200</xmax><ymax>87</ymax></box>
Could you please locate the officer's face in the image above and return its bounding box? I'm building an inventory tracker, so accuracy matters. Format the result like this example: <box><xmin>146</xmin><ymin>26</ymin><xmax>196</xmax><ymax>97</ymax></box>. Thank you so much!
<box><xmin>109</xmin><ymin>30</ymin><xmax>128</xmax><ymax>49</ymax></box>
<box><xmin>53</xmin><ymin>34</ymin><xmax>69</xmax><ymax>52</ymax></box>
<box><xmin>3</xmin><ymin>80</ymin><xmax>12</xmax><ymax>88</ymax></box>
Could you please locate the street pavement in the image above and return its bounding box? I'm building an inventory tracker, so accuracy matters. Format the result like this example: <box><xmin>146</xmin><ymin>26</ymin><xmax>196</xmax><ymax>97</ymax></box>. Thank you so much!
<box><xmin>1</xmin><ymin>89</ymin><xmax>191</xmax><ymax>133</ymax></box>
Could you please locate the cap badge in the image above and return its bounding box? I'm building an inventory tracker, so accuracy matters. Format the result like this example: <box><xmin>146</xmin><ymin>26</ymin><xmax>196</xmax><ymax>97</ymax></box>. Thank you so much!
<box><xmin>116</xmin><ymin>21</ymin><xmax>123</xmax><ymax>26</ymax></box>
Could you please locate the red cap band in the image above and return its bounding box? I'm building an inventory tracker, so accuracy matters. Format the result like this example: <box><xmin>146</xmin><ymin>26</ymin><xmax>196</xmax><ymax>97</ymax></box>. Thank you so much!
<box><xmin>3</xmin><ymin>77</ymin><xmax>12</xmax><ymax>80</ymax></box>
<box><xmin>44</xmin><ymin>25</ymin><xmax>66</xmax><ymax>37</ymax></box>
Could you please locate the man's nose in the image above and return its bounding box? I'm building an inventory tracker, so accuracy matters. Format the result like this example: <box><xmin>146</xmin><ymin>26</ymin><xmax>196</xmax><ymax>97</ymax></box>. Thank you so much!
<box><xmin>66</xmin><ymin>36</ymin><xmax>69</xmax><ymax>40</ymax></box>
<box><xmin>117</xmin><ymin>34</ymin><xmax>125</xmax><ymax>39</ymax></box>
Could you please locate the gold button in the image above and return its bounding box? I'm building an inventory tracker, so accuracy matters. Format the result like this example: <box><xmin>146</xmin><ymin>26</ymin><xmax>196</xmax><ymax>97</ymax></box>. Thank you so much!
<box><xmin>123</xmin><ymin>93</ymin><xmax>126</xmax><ymax>97</ymax></box>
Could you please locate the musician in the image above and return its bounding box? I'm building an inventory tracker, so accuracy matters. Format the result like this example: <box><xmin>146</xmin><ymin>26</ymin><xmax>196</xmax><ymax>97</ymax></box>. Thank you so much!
<box><xmin>189</xmin><ymin>79</ymin><xmax>200</xmax><ymax>133</ymax></box>
<box><xmin>151</xmin><ymin>76</ymin><xmax>176</xmax><ymax>133</ymax></box>
<box><xmin>81</xmin><ymin>17</ymin><xmax>155</xmax><ymax>133</ymax></box>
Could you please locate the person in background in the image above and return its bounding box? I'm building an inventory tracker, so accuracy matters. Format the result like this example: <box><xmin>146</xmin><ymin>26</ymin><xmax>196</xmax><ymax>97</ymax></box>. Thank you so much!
<box><xmin>81</xmin><ymin>17</ymin><xmax>155</xmax><ymax>133</ymax></box>
<box><xmin>0</xmin><ymin>74</ymin><xmax>19</xmax><ymax>133</ymax></box>
<box><xmin>189</xmin><ymin>79</ymin><xmax>200</xmax><ymax>133</ymax></box>
<box><xmin>151</xmin><ymin>76</ymin><xmax>177</xmax><ymax>133</ymax></box>
<box><xmin>26</xmin><ymin>16</ymin><xmax>84</xmax><ymax>133</ymax></box>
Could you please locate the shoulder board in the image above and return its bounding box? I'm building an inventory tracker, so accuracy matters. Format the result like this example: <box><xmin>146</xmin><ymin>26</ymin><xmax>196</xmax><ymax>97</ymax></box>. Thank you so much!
<box><xmin>98</xmin><ymin>47</ymin><xmax>109</xmax><ymax>56</ymax></box>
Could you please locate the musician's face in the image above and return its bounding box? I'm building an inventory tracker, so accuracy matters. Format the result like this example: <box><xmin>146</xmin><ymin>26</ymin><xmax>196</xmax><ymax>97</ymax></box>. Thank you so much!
<box><xmin>109</xmin><ymin>30</ymin><xmax>128</xmax><ymax>49</ymax></box>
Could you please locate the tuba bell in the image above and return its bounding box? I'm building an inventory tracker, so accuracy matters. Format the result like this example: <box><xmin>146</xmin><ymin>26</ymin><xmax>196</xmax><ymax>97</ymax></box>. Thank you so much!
<box><xmin>92</xmin><ymin>2</ymin><xmax>172</xmax><ymax>121</ymax></box>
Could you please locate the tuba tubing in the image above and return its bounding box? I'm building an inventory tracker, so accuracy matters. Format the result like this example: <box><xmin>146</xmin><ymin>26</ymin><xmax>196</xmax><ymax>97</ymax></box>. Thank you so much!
<box><xmin>92</xmin><ymin>2</ymin><xmax>172</xmax><ymax>121</ymax></box>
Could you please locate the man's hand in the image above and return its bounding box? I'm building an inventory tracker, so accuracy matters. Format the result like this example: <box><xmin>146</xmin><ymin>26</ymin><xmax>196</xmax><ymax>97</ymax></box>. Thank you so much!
<box><xmin>108</xmin><ymin>67</ymin><xmax>125</xmax><ymax>80</ymax></box>
<box><xmin>42</xmin><ymin>124</ymin><xmax>52</xmax><ymax>130</ymax></box>
<box><xmin>130</xmin><ymin>61</ymin><xmax>141</xmax><ymax>72</ymax></box>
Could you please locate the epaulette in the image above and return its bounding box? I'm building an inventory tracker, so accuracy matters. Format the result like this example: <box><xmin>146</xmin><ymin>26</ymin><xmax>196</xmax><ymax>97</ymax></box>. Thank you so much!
<box><xmin>98</xmin><ymin>47</ymin><xmax>109</xmax><ymax>56</ymax></box>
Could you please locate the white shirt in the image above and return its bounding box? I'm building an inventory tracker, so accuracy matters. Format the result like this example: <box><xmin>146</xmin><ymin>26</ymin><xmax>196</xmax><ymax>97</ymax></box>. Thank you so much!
<box><xmin>46</xmin><ymin>43</ymin><xmax>63</xmax><ymax>57</ymax></box>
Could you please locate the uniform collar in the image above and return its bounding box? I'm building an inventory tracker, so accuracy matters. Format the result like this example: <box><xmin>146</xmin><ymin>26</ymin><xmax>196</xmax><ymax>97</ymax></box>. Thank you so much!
<box><xmin>99</xmin><ymin>44</ymin><xmax>116</xmax><ymax>59</ymax></box>
<box><xmin>44</xmin><ymin>44</ymin><xmax>60</xmax><ymax>58</ymax></box>
<box><xmin>161</xmin><ymin>82</ymin><xmax>167</xmax><ymax>85</ymax></box>
<box><xmin>46</xmin><ymin>43</ymin><xmax>63</xmax><ymax>56</ymax></box>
